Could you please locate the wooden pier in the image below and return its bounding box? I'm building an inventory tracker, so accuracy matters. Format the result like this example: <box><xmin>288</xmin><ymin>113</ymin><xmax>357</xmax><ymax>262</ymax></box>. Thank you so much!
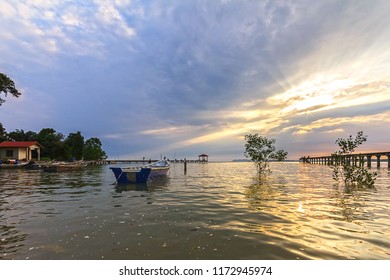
<box><xmin>103</xmin><ymin>159</ymin><xmax>207</xmax><ymax>164</ymax></box>
<box><xmin>105</xmin><ymin>154</ymin><xmax>208</xmax><ymax>165</ymax></box>
<box><xmin>299</xmin><ymin>151</ymin><xmax>390</xmax><ymax>168</ymax></box>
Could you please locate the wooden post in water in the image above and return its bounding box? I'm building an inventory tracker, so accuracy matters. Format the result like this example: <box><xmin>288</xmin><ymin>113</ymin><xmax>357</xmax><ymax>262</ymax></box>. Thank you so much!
<box><xmin>367</xmin><ymin>155</ymin><xmax>372</xmax><ymax>168</ymax></box>
<box><xmin>359</xmin><ymin>156</ymin><xmax>364</xmax><ymax>167</ymax></box>
<box><xmin>387</xmin><ymin>153</ymin><xmax>390</xmax><ymax>169</ymax></box>
<box><xmin>377</xmin><ymin>155</ymin><xmax>381</xmax><ymax>168</ymax></box>
<box><xmin>184</xmin><ymin>158</ymin><xmax>187</xmax><ymax>175</ymax></box>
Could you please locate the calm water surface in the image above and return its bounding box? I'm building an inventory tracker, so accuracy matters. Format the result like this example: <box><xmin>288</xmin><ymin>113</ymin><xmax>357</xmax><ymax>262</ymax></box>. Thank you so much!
<box><xmin>1</xmin><ymin>162</ymin><xmax>389</xmax><ymax>260</ymax></box>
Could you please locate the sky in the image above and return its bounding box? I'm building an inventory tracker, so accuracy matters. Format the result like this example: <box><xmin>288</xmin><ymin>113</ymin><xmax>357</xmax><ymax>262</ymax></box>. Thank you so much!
<box><xmin>1</xmin><ymin>0</ymin><xmax>390</xmax><ymax>161</ymax></box>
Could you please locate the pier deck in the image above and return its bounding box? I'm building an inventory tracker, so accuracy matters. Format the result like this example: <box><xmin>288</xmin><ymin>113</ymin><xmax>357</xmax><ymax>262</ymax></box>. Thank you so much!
<box><xmin>300</xmin><ymin>151</ymin><xmax>390</xmax><ymax>168</ymax></box>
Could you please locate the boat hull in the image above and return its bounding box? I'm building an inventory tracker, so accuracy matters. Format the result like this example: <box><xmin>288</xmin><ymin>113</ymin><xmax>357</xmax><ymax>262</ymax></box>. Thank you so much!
<box><xmin>42</xmin><ymin>163</ymin><xmax>87</xmax><ymax>172</ymax></box>
<box><xmin>148</xmin><ymin>167</ymin><xmax>170</xmax><ymax>181</ymax></box>
<box><xmin>0</xmin><ymin>162</ymin><xmax>30</xmax><ymax>169</ymax></box>
<box><xmin>110</xmin><ymin>167</ymin><xmax>151</xmax><ymax>184</ymax></box>
<box><xmin>110</xmin><ymin>162</ymin><xmax>170</xmax><ymax>184</ymax></box>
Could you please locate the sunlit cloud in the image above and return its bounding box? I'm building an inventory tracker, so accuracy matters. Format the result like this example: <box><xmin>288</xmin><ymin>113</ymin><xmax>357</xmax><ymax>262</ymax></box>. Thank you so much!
<box><xmin>267</xmin><ymin>77</ymin><xmax>390</xmax><ymax>116</ymax></box>
<box><xmin>0</xmin><ymin>2</ymin><xmax>15</xmax><ymax>18</ymax></box>
<box><xmin>96</xmin><ymin>2</ymin><xmax>136</xmax><ymax>38</ymax></box>
<box><xmin>139</xmin><ymin>73</ymin><xmax>390</xmax><ymax>153</ymax></box>
<box><xmin>289</xmin><ymin>111</ymin><xmax>390</xmax><ymax>135</ymax></box>
<box><xmin>140</xmin><ymin>125</ymin><xmax>197</xmax><ymax>138</ymax></box>
<box><xmin>173</xmin><ymin>112</ymin><xmax>289</xmax><ymax>148</ymax></box>
<box><xmin>268</xmin><ymin>78</ymin><xmax>353</xmax><ymax>113</ymax></box>
<box><xmin>0</xmin><ymin>0</ymin><xmax>137</xmax><ymax>58</ymax></box>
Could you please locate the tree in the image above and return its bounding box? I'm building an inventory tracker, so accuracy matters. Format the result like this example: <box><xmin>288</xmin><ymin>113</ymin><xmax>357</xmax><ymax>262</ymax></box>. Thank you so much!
<box><xmin>0</xmin><ymin>123</ymin><xmax>108</xmax><ymax>161</ymax></box>
<box><xmin>330</xmin><ymin>131</ymin><xmax>376</xmax><ymax>188</ymax></box>
<box><xmin>0</xmin><ymin>73</ymin><xmax>21</xmax><ymax>105</ymax></box>
<box><xmin>244</xmin><ymin>133</ymin><xmax>288</xmax><ymax>174</ymax></box>
<box><xmin>0</xmin><ymin>122</ymin><xmax>8</xmax><ymax>142</ymax></box>
<box><xmin>37</xmin><ymin>128</ymin><xmax>65</xmax><ymax>160</ymax></box>
<box><xmin>83</xmin><ymin>137</ymin><xmax>107</xmax><ymax>160</ymax></box>
<box><xmin>65</xmin><ymin>131</ymin><xmax>84</xmax><ymax>160</ymax></box>
<box><xmin>7</xmin><ymin>129</ymin><xmax>37</xmax><ymax>141</ymax></box>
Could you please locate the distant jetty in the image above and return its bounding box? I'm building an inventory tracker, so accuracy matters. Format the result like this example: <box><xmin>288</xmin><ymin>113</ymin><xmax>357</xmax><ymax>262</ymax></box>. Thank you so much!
<box><xmin>232</xmin><ymin>159</ymin><xmax>251</xmax><ymax>162</ymax></box>
<box><xmin>104</xmin><ymin>158</ymin><xmax>207</xmax><ymax>164</ymax></box>
<box><xmin>300</xmin><ymin>151</ymin><xmax>390</xmax><ymax>168</ymax></box>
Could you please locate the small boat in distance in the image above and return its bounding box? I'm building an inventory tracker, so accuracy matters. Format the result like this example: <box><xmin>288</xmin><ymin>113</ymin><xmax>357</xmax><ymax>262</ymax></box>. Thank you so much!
<box><xmin>41</xmin><ymin>161</ymin><xmax>88</xmax><ymax>172</ymax></box>
<box><xmin>0</xmin><ymin>160</ymin><xmax>31</xmax><ymax>169</ymax></box>
<box><xmin>110</xmin><ymin>159</ymin><xmax>170</xmax><ymax>184</ymax></box>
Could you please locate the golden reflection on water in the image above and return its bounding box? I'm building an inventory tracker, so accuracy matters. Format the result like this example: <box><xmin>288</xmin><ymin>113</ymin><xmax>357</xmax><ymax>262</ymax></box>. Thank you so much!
<box><xmin>227</xmin><ymin>162</ymin><xmax>390</xmax><ymax>259</ymax></box>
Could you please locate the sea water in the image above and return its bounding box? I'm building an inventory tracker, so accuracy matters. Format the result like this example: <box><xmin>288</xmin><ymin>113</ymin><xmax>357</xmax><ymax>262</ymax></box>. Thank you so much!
<box><xmin>1</xmin><ymin>162</ymin><xmax>389</xmax><ymax>259</ymax></box>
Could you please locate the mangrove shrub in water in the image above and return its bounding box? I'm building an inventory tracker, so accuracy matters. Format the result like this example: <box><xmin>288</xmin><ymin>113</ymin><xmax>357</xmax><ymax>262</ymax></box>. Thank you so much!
<box><xmin>330</xmin><ymin>131</ymin><xmax>376</xmax><ymax>188</ymax></box>
<box><xmin>244</xmin><ymin>133</ymin><xmax>288</xmax><ymax>174</ymax></box>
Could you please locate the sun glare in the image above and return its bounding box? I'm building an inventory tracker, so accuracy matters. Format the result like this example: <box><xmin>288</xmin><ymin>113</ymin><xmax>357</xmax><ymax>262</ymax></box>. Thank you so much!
<box><xmin>269</xmin><ymin>78</ymin><xmax>354</xmax><ymax>115</ymax></box>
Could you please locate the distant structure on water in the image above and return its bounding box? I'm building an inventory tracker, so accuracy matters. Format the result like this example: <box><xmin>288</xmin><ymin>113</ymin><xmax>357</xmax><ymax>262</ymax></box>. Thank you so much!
<box><xmin>198</xmin><ymin>154</ymin><xmax>209</xmax><ymax>163</ymax></box>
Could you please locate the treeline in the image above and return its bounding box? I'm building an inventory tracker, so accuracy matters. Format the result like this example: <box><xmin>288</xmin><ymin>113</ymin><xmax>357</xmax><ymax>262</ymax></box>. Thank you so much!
<box><xmin>0</xmin><ymin>123</ymin><xmax>107</xmax><ymax>161</ymax></box>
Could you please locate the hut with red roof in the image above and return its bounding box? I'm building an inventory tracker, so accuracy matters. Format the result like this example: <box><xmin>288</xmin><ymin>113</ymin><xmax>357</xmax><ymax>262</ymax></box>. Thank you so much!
<box><xmin>0</xmin><ymin>141</ymin><xmax>43</xmax><ymax>161</ymax></box>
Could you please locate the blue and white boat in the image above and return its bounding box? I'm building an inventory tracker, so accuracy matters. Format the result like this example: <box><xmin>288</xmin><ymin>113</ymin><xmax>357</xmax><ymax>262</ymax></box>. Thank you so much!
<box><xmin>110</xmin><ymin>159</ymin><xmax>170</xmax><ymax>184</ymax></box>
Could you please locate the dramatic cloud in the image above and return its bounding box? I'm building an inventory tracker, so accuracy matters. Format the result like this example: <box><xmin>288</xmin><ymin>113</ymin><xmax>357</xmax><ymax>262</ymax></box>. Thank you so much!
<box><xmin>1</xmin><ymin>0</ymin><xmax>389</xmax><ymax>160</ymax></box>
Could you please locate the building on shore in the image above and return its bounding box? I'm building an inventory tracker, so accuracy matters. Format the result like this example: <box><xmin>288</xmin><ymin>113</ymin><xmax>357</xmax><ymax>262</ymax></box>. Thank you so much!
<box><xmin>0</xmin><ymin>141</ymin><xmax>43</xmax><ymax>161</ymax></box>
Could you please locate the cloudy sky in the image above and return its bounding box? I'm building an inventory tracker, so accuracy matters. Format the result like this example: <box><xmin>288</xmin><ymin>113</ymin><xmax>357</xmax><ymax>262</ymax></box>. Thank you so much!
<box><xmin>1</xmin><ymin>0</ymin><xmax>389</xmax><ymax>160</ymax></box>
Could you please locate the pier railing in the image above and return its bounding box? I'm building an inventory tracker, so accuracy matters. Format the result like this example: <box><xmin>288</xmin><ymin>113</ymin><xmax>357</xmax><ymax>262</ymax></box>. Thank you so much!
<box><xmin>299</xmin><ymin>151</ymin><xmax>390</xmax><ymax>168</ymax></box>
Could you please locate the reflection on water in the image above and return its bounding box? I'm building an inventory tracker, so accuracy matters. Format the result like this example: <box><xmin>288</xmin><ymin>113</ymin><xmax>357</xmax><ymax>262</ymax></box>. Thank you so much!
<box><xmin>114</xmin><ymin>176</ymin><xmax>170</xmax><ymax>193</ymax></box>
<box><xmin>1</xmin><ymin>162</ymin><xmax>390</xmax><ymax>259</ymax></box>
